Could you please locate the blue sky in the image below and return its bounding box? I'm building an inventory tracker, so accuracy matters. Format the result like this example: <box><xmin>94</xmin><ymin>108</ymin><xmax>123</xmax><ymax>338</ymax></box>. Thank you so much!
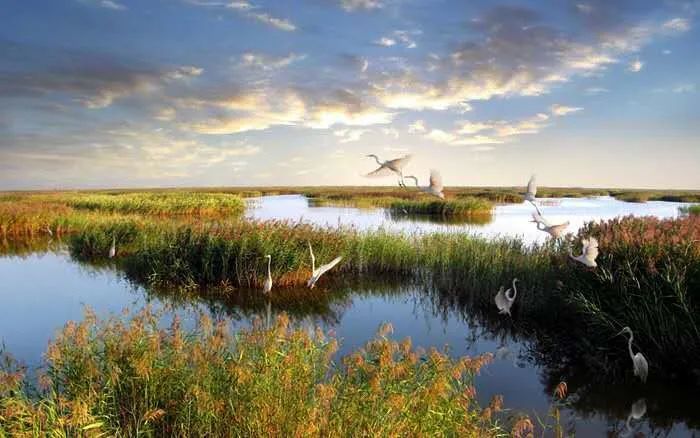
<box><xmin>1</xmin><ymin>0</ymin><xmax>698</xmax><ymax>189</ymax></box>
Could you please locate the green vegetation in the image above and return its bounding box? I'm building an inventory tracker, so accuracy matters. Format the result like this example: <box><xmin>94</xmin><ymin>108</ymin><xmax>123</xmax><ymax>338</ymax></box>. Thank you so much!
<box><xmin>389</xmin><ymin>197</ymin><xmax>492</xmax><ymax>218</ymax></box>
<box><xmin>0</xmin><ymin>310</ymin><xmax>501</xmax><ymax>437</ymax></box>
<box><xmin>65</xmin><ymin>192</ymin><xmax>245</xmax><ymax>216</ymax></box>
<box><xmin>680</xmin><ymin>204</ymin><xmax>700</xmax><ymax>216</ymax></box>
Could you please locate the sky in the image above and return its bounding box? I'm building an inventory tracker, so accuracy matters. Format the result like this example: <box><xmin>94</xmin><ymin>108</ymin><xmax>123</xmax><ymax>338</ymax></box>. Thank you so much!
<box><xmin>1</xmin><ymin>0</ymin><xmax>699</xmax><ymax>190</ymax></box>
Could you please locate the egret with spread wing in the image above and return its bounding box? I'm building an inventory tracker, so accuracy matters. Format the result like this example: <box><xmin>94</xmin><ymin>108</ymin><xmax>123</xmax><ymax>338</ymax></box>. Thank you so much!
<box><xmin>307</xmin><ymin>242</ymin><xmax>343</xmax><ymax>289</ymax></box>
<box><xmin>617</xmin><ymin>327</ymin><xmax>649</xmax><ymax>383</ymax></box>
<box><xmin>569</xmin><ymin>237</ymin><xmax>599</xmax><ymax>267</ymax></box>
<box><xmin>404</xmin><ymin>169</ymin><xmax>444</xmax><ymax>199</ymax></box>
<box><xmin>365</xmin><ymin>154</ymin><xmax>412</xmax><ymax>186</ymax></box>
<box><xmin>494</xmin><ymin>278</ymin><xmax>519</xmax><ymax>316</ymax></box>
<box><xmin>524</xmin><ymin>174</ymin><xmax>541</xmax><ymax>214</ymax></box>
<box><xmin>531</xmin><ymin>212</ymin><xmax>570</xmax><ymax>238</ymax></box>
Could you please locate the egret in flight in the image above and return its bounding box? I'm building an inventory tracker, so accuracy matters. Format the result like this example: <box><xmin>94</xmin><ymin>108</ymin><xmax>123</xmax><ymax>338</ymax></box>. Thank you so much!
<box><xmin>494</xmin><ymin>278</ymin><xmax>519</xmax><ymax>316</ymax></box>
<box><xmin>108</xmin><ymin>235</ymin><xmax>116</xmax><ymax>259</ymax></box>
<box><xmin>262</xmin><ymin>254</ymin><xmax>272</xmax><ymax>294</ymax></box>
<box><xmin>569</xmin><ymin>237</ymin><xmax>599</xmax><ymax>267</ymax></box>
<box><xmin>404</xmin><ymin>169</ymin><xmax>445</xmax><ymax>199</ymax></box>
<box><xmin>307</xmin><ymin>242</ymin><xmax>343</xmax><ymax>289</ymax></box>
<box><xmin>524</xmin><ymin>174</ymin><xmax>541</xmax><ymax>214</ymax></box>
<box><xmin>617</xmin><ymin>327</ymin><xmax>649</xmax><ymax>383</ymax></box>
<box><xmin>365</xmin><ymin>154</ymin><xmax>412</xmax><ymax>186</ymax></box>
<box><xmin>531</xmin><ymin>212</ymin><xmax>570</xmax><ymax>238</ymax></box>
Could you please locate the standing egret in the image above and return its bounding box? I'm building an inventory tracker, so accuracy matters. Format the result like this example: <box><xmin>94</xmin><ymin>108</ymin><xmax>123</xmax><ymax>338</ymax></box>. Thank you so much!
<box><xmin>365</xmin><ymin>154</ymin><xmax>412</xmax><ymax>186</ymax></box>
<box><xmin>524</xmin><ymin>174</ymin><xmax>541</xmax><ymax>214</ymax></box>
<box><xmin>531</xmin><ymin>212</ymin><xmax>570</xmax><ymax>238</ymax></box>
<box><xmin>108</xmin><ymin>235</ymin><xmax>116</xmax><ymax>259</ymax></box>
<box><xmin>617</xmin><ymin>327</ymin><xmax>649</xmax><ymax>383</ymax></box>
<box><xmin>307</xmin><ymin>242</ymin><xmax>343</xmax><ymax>289</ymax></box>
<box><xmin>262</xmin><ymin>254</ymin><xmax>272</xmax><ymax>294</ymax></box>
<box><xmin>404</xmin><ymin>169</ymin><xmax>445</xmax><ymax>199</ymax></box>
<box><xmin>569</xmin><ymin>237</ymin><xmax>599</xmax><ymax>267</ymax></box>
<box><xmin>494</xmin><ymin>278</ymin><xmax>519</xmax><ymax>315</ymax></box>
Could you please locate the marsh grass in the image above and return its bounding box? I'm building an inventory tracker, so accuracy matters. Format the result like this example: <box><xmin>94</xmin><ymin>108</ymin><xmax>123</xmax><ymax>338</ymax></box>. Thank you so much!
<box><xmin>680</xmin><ymin>204</ymin><xmax>700</xmax><ymax>216</ymax></box>
<box><xmin>65</xmin><ymin>192</ymin><xmax>245</xmax><ymax>216</ymax></box>
<box><xmin>389</xmin><ymin>197</ymin><xmax>493</xmax><ymax>218</ymax></box>
<box><xmin>0</xmin><ymin>309</ymin><xmax>500</xmax><ymax>437</ymax></box>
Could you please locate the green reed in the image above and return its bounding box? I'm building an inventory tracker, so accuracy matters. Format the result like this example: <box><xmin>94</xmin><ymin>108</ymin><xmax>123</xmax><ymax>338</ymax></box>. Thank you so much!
<box><xmin>0</xmin><ymin>309</ymin><xmax>501</xmax><ymax>437</ymax></box>
<box><xmin>389</xmin><ymin>197</ymin><xmax>493</xmax><ymax>217</ymax></box>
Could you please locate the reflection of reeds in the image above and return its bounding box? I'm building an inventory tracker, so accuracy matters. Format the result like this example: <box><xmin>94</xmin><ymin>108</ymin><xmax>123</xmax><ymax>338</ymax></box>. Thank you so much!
<box><xmin>0</xmin><ymin>309</ymin><xmax>500</xmax><ymax>436</ymax></box>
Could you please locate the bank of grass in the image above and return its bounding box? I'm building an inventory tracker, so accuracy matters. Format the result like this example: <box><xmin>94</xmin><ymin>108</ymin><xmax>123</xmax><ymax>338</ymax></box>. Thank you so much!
<box><xmin>0</xmin><ymin>309</ymin><xmax>501</xmax><ymax>437</ymax></box>
<box><xmin>65</xmin><ymin>192</ymin><xmax>245</xmax><ymax>216</ymax></box>
<box><xmin>0</xmin><ymin>192</ymin><xmax>245</xmax><ymax>237</ymax></box>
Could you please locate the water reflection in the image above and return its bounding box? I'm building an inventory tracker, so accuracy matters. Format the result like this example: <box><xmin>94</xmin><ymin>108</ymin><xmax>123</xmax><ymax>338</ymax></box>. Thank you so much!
<box><xmin>0</xmin><ymin>252</ymin><xmax>698</xmax><ymax>436</ymax></box>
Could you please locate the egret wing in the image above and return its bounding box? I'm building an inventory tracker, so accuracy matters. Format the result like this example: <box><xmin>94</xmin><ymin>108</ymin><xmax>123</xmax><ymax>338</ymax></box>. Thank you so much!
<box><xmin>365</xmin><ymin>166</ymin><xmax>396</xmax><ymax>178</ymax></box>
<box><xmin>385</xmin><ymin>154</ymin><xmax>412</xmax><ymax>171</ymax></box>
<box><xmin>634</xmin><ymin>353</ymin><xmax>648</xmax><ymax>383</ymax></box>
<box><xmin>584</xmin><ymin>237</ymin><xmax>599</xmax><ymax>262</ymax></box>
<box><xmin>429</xmin><ymin>169</ymin><xmax>443</xmax><ymax>192</ymax></box>
<box><xmin>527</xmin><ymin>175</ymin><xmax>537</xmax><ymax>198</ymax></box>
<box><xmin>315</xmin><ymin>256</ymin><xmax>343</xmax><ymax>278</ymax></box>
<box><xmin>531</xmin><ymin>212</ymin><xmax>552</xmax><ymax>227</ymax></box>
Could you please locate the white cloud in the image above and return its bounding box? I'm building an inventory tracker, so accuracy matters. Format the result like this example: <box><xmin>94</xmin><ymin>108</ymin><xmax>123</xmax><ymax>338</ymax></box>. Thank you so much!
<box><xmin>333</xmin><ymin>128</ymin><xmax>368</xmax><ymax>143</ymax></box>
<box><xmin>240</xmin><ymin>52</ymin><xmax>306</xmax><ymax>70</ymax></box>
<box><xmin>662</xmin><ymin>18</ymin><xmax>691</xmax><ymax>33</ymax></box>
<box><xmin>407</xmin><ymin>120</ymin><xmax>426</xmax><ymax>134</ymax></box>
<box><xmin>375</xmin><ymin>37</ymin><xmax>396</xmax><ymax>47</ymax></box>
<box><xmin>189</xmin><ymin>1</ymin><xmax>296</xmax><ymax>31</ymax></box>
<box><xmin>381</xmin><ymin>127</ymin><xmax>399</xmax><ymax>138</ymax></box>
<box><xmin>585</xmin><ymin>87</ymin><xmax>609</xmax><ymax>95</ymax></box>
<box><xmin>550</xmin><ymin>104</ymin><xmax>583</xmax><ymax>116</ymax></box>
<box><xmin>79</xmin><ymin>0</ymin><xmax>126</xmax><ymax>10</ymax></box>
<box><xmin>673</xmin><ymin>83</ymin><xmax>696</xmax><ymax>93</ymax></box>
<box><xmin>339</xmin><ymin>0</ymin><xmax>384</xmax><ymax>11</ymax></box>
<box><xmin>628</xmin><ymin>59</ymin><xmax>644</xmax><ymax>72</ymax></box>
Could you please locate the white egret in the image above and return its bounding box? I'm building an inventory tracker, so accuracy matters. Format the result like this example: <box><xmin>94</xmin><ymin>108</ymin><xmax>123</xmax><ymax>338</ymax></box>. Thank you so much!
<box><xmin>524</xmin><ymin>174</ymin><xmax>542</xmax><ymax>214</ymax></box>
<box><xmin>494</xmin><ymin>278</ymin><xmax>519</xmax><ymax>316</ymax></box>
<box><xmin>262</xmin><ymin>255</ymin><xmax>272</xmax><ymax>294</ymax></box>
<box><xmin>365</xmin><ymin>154</ymin><xmax>412</xmax><ymax>186</ymax></box>
<box><xmin>108</xmin><ymin>235</ymin><xmax>116</xmax><ymax>259</ymax></box>
<box><xmin>307</xmin><ymin>242</ymin><xmax>343</xmax><ymax>289</ymax></box>
<box><xmin>404</xmin><ymin>169</ymin><xmax>445</xmax><ymax>199</ymax></box>
<box><xmin>617</xmin><ymin>327</ymin><xmax>649</xmax><ymax>383</ymax></box>
<box><xmin>569</xmin><ymin>237</ymin><xmax>599</xmax><ymax>267</ymax></box>
<box><xmin>531</xmin><ymin>212</ymin><xmax>570</xmax><ymax>238</ymax></box>
<box><xmin>45</xmin><ymin>226</ymin><xmax>53</xmax><ymax>237</ymax></box>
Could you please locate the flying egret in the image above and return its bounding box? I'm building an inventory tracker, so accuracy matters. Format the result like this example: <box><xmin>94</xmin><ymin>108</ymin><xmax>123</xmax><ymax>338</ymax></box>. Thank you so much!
<box><xmin>569</xmin><ymin>237</ymin><xmax>599</xmax><ymax>267</ymax></box>
<box><xmin>531</xmin><ymin>212</ymin><xmax>570</xmax><ymax>238</ymax></box>
<box><xmin>262</xmin><ymin>255</ymin><xmax>272</xmax><ymax>294</ymax></box>
<box><xmin>307</xmin><ymin>242</ymin><xmax>343</xmax><ymax>289</ymax></box>
<box><xmin>617</xmin><ymin>327</ymin><xmax>649</xmax><ymax>383</ymax></box>
<box><xmin>365</xmin><ymin>154</ymin><xmax>412</xmax><ymax>186</ymax></box>
<box><xmin>108</xmin><ymin>235</ymin><xmax>116</xmax><ymax>259</ymax></box>
<box><xmin>524</xmin><ymin>174</ymin><xmax>542</xmax><ymax>214</ymax></box>
<box><xmin>404</xmin><ymin>169</ymin><xmax>445</xmax><ymax>199</ymax></box>
<box><xmin>494</xmin><ymin>278</ymin><xmax>519</xmax><ymax>315</ymax></box>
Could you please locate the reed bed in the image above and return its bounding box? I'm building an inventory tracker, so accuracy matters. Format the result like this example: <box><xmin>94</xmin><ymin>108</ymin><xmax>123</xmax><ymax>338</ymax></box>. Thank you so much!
<box><xmin>65</xmin><ymin>192</ymin><xmax>245</xmax><ymax>216</ymax></box>
<box><xmin>0</xmin><ymin>309</ymin><xmax>501</xmax><ymax>437</ymax></box>
<box><xmin>680</xmin><ymin>204</ymin><xmax>700</xmax><ymax>216</ymax></box>
<box><xmin>389</xmin><ymin>197</ymin><xmax>493</xmax><ymax>218</ymax></box>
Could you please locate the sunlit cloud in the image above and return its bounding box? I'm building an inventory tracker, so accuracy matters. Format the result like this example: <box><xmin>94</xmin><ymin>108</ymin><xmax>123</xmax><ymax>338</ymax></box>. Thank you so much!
<box><xmin>407</xmin><ymin>120</ymin><xmax>426</xmax><ymax>134</ymax></box>
<box><xmin>239</xmin><ymin>52</ymin><xmax>306</xmax><ymax>70</ymax></box>
<box><xmin>663</xmin><ymin>18</ymin><xmax>691</xmax><ymax>33</ymax></box>
<box><xmin>628</xmin><ymin>59</ymin><xmax>644</xmax><ymax>72</ymax></box>
<box><xmin>550</xmin><ymin>104</ymin><xmax>583</xmax><ymax>116</ymax></box>
<box><xmin>338</xmin><ymin>0</ymin><xmax>385</xmax><ymax>11</ymax></box>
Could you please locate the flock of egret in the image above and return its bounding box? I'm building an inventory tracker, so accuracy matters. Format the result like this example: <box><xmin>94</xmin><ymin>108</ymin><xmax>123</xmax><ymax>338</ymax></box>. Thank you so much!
<box><xmin>499</xmin><ymin>173</ymin><xmax>648</xmax><ymax>384</ymax></box>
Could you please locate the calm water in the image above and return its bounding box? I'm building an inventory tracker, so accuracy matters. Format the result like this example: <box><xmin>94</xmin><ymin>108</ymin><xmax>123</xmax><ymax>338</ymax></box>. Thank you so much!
<box><xmin>246</xmin><ymin>194</ymin><xmax>686</xmax><ymax>243</ymax></box>
<box><xmin>0</xmin><ymin>195</ymin><xmax>696</xmax><ymax>436</ymax></box>
<box><xmin>0</xmin><ymin>252</ymin><xmax>698</xmax><ymax>436</ymax></box>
